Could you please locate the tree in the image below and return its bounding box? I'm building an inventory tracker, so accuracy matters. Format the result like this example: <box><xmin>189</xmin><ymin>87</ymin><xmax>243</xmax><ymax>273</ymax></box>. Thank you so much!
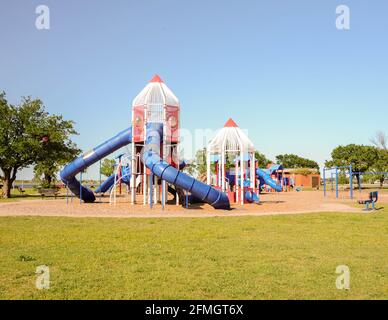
<box><xmin>100</xmin><ymin>158</ymin><xmax>116</xmax><ymax>177</ymax></box>
<box><xmin>255</xmin><ymin>151</ymin><xmax>272</xmax><ymax>168</ymax></box>
<box><xmin>184</xmin><ymin>148</ymin><xmax>236</xmax><ymax>181</ymax></box>
<box><xmin>276</xmin><ymin>154</ymin><xmax>319</xmax><ymax>170</ymax></box>
<box><xmin>325</xmin><ymin>144</ymin><xmax>379</xmax><ymax>187</ymax></box>
<box><xmin>370</xmin><ymin>146</ymin><xmax>388</xmax><ymax>187</ymax></box>
<box><xmin>0</xmin><ymin>92</ymin><xmax>79</xmax><ymax>197</ymax></box>
<box><xmin>184</xmin><ymin>148</ymin><xmax>208</xmax><ymax>179</ymax></box>
<box><xmin>33</xmin><ymin>123</ymin><xmax>80</xmax><ymax>188</ymax></box>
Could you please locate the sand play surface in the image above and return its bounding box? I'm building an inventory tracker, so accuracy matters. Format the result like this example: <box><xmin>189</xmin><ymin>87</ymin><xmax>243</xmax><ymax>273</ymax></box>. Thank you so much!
<box><xmin>1</xmin><ymin>190</ymin><xmax>383</xmax><ymax>218</ymax></box>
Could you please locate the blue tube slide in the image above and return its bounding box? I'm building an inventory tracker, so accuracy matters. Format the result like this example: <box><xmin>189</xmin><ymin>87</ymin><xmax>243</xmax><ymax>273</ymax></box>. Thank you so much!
<box><xmin>95</xmin><ymin>166</ymin><xmax>132</xmax><ymax>194</ymax></box>
<box><xmin>256</xmin><ymin>168</ymin><xmax>282</xmax><ymax>192</ymax></box>
<box><xmin>245</xmin><ymin>190</ymin><xmax>260</xmax><ymax>204</ymax></box>
<box><xmin>143</xmin><ymin>123</ymin><xmax>230</xmax><ymax>209</ymax></box>
<box><xmin>60</xmin><ymin>127</ymin><xmax>132</xmax><ymax>202</ymax></box>
<box><xmin>95</xmin><ymin>173</ymin><xmax>116</xmax><ymax>193</ymax></box>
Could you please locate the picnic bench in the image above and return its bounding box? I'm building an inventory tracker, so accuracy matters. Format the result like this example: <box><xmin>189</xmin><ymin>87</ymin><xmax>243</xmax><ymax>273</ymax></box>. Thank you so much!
<box><xmin>358</xmin><ymin>191</ymin><xmax>378</xmax><ymax>211</ymax></box>
<box><xmin>16</xmin><ymin>186</ymin><xmax>25</xmax><ymax>195</ymax></box>
<box><xmin>37</xmin><ymin>188</ymin><xmax>60</xmax><ymax>199</ymax></box>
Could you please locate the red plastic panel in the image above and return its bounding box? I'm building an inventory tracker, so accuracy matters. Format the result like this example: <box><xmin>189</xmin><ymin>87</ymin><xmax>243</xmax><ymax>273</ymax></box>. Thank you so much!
<box><xmin>133</xmin><ymin>107</ymin><xmax>144</xmax><ymax>142</ymax></box>
<box><xmin>165</xmin><ymin>106</ymin><xmax>179</xmax><ymax>142</ymax></box>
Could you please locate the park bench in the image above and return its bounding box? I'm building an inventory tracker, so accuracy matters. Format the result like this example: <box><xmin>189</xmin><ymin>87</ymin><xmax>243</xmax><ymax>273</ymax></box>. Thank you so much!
<box><xmin>358</xmin><ymin>191</ymin><xmax>378</xmax><ymax>211</ymax></box>
<box><xmin>16</xmin><ymin>186</ymin><xmax>25</xmax><ymax>195</ymax></box>
<box><xmin>37</xmin><ymin>188</ymin><xmax>60</xmax><ymax>199</ymax></box>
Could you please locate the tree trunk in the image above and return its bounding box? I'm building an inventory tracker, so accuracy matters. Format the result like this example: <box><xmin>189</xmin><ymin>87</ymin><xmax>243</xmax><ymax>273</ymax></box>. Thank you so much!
<box><xmin>1</xmin><ymin>169</ymin><xmax>12</xmax><ymax>198</ymax></box>
<box><xmin>45</xmin><ymin>173</ymin><xmax>52</xmax><ymax>187</ymax></box>
<box><xmin>380</xmin><ymin>176</ymin><xmax>384</xmax><ymax>188</ymax></box>
<box><xmin>355</xmin><ymin>174</ymin><xmax>361</xmax><ymax>189</ymax></box>
<box><xmin>1</xmin><ymin>167</ymin><xmax>18</xmax><ymax>198</ymax></box>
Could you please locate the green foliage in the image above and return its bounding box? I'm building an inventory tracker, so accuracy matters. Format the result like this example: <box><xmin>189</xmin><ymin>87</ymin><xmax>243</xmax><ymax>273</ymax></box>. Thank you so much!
<box><xmin>370</xmin><ymin>148</ymin><xmax>388</xmax><ymax>187</ymax></box>
<box><xmin>100</xmin><ymin>159</ymin><xmax>116</xmax><ymax>177</ymax></box>
<box><xmin>276</xmin><ymin>154</ymin><xmax>319</xmax><ymax>170</ymax></box>
<box><xmin>325</xmin><ymin>144</ymin><xmax>379</xmax><ymax>173</ymax></box>
<box><xmin>185</xmin><ymin>148</ymin><xmax>237</xmax><ymax>180</ymax></box>
<box><xmin>255</xmin><ymin>151</ymin><xmax>272</xmax><ymax>168</ymax></box>
<box><xmin>0</xmin><ymin>91</ymin><xmax>79</xmax><ymax>196</ymax></box>
<box><xmin>338</xmin><ymin>173</ymin><xmax>349</xmax><ymax>185</ymax></box>
<box><xmin>33</xmin><ymin>126</ymin><xmax>80</xmax><ymax>188</ymax></box>
<box><xmin>325</xmin><ymin>144</ymin><xmax>386</xmax><ymax>187</ymax></box>
<box><xmin>183</xmin><ymin>148</ymin><xmax>206</xmax><ymax>177</ymax></box>
<box><xmin>194</xmin><ymin>148</ymin><xmax>208</xmax><ymax>177</ymax></box>
<box><xmin>292</xmin><ymin>168</ymin><xmax>319</xmax><ymax>176</ymax></box>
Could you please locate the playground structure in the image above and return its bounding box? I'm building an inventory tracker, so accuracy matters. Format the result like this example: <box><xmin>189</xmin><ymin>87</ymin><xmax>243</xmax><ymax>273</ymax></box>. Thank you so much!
<box><xmin>259</xmin><ymin>164</ymin><xmax>287</xmax><ymax>192</ymax></box>
<box><xmin>60</xmin><ymin>75</ymin><xmax>285</xmax><ymax>209</ymax></box>
<box><xmin>206</xmin><ymin>118</ymin><xmax>282</xmax><ymax>205</ymax></box>
<box><xmin>323</xmin><ymin>165</ymin><xmax>387</xmax><ymax>200</ymax></box>
<box><xmin>323</xmin><ymin>165</ymin><xmax>354</xmax><ymax>199</ymax></box>
<box><xmin>94</xmin><ymin>153</ymin><xmax>138</xmax><ymax>205</ymax></box>
<box><xmin>60</xmin><ymin>75</ymin><xmax>230</xmax><ymax>209</ymax></box>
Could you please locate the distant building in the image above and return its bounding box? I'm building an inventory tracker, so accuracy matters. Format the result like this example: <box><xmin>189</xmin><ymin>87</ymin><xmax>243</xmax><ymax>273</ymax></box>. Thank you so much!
<box><xmin>283</xmin><ymin>168</ymin><xmax>321</xmax><ymax>189</ymax></box>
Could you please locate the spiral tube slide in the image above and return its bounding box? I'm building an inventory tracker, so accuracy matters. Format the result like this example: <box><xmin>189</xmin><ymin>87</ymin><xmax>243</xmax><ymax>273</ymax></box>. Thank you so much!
<box><xmin>256</xmin><ymin>168</ymin><xmax>282</xmax><ymax>192</ymax></box>
<box><xmin>143</xmin><ymin>123</ymin><xmax>230</xmax><ymax>209</ymax></box>
<box><xmin>60</xmin><ymin>127</ymin><xmax>132</xmax><ymax>202</ymax></box>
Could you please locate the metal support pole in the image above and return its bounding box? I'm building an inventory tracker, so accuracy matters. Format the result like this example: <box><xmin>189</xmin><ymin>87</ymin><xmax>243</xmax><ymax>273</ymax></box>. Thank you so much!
<box><xmin>331</xmin><ymin>172</ymin><xmax>334</xmax><ymax>191</ymax></box>
<box><xmin>150</xmin><ymin>173</ymin><xmax>153</xmax><ymax>209</ymax></box>
<box><xmin>216</xmin><ymin>162</ymin><xmax>220</xmax><ymax>187</ymax></box>
<box><xmin>79</xmin><ymin>171</ymin><xmax>83</xmax><ymax>204</ymax></box>
<box><xmin>206</xmin><ymin>150</ymin><xmax>211</xmax><ymax>185</ymax></box>
<box><xmin>162</xmin><ymin>180</ymin><xmax>166</xmax><ymax>210</ymax></box>
<box><xmin>131</xmin><ymin>145</ymin><xmax>136</xmax><ymax>204</ymax></box>
<box><xmin>118</xmin><ymin>156</ymin><xmax>122</xmax><ymax>195</ymax></box>
<box><xmin>323</xmin><ymin>168</ymin><xmax>326</xmax><ymax>197</ymax></box>
<box><xmin>143</xmin><ymin>108</ymin><xmax>147</xmax><ymax>206</ymax></box>
<box><xmin>250</xmin><ymin>152</ymin><xmax>255</xmax><ymax>189</ymax></box>
<box><xmin>240</xmin><ymin>151</ymin><xmax>244</xmax><ymax>205</ymax></box>
<box><xmin>143</xmin><ymin>157</ymin><xmax>147</xmax><ymax>205</ymax></box>
<box><xmin>175</xmin><ymin>146</ymin><xmax>179</xmax><ymax>206</ymax></box>
<box><xmin>335</xmin><ymin>167</ymin><xmax>339</xmax><ymax>199</ymax></box>
<box><xmin>235</xmin><ymin>159</ymin><xmax>239</xmax><ymax>203</ymax></box>
<box><xmin>349</xmin><ymin>165</ymin><xmax>353</xmax><ymax>199</ymax></box>
<box><xmin>221</xmin><ymin>147</ymin><xmax>225</xmax><ymax>192</ymax></box>
<box><xmin>131</xmin><ymin>107</ymin><xmax>136</xmax><ymax>205</ymax></box>
<box><xmin>99</xmin><ymin>160</ymin><xmax>102</xmax><ymax>202</ymax></box>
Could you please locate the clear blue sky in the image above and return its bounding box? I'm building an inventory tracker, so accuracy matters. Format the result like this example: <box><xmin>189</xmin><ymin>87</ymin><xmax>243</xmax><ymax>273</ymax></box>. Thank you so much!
<box><xmin>1</xmin><ymin>0</ymin><xmax>387</xmax><ymax>180</ymax></box>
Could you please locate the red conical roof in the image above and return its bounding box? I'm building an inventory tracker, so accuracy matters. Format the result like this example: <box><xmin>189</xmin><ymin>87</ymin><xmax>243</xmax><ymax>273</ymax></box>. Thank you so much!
<box><xmin>149</xmin><ymin>74</ymin><xmax>163</xmax><ymax>83</ymax></box>
<box><xmin>224</xmin><ymin>118</ymin><xmax>238</xmax><ymax>127</ymax></box>
<box><xmin>133</xmin><ymin>75</ymin><xmax>179</xmax><ymax>107</ymax></box>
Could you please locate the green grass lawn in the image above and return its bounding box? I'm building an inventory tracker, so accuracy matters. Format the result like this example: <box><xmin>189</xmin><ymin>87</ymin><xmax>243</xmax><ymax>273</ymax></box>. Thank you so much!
<box><xmin>0</xmin><ymin>208</ymin><xmax>387</xmax><ymax>300</ymax></box>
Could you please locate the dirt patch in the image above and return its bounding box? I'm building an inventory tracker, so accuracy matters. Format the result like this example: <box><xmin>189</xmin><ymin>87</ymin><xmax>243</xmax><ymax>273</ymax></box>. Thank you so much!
<box><xmin>0</xmin><ymin>190</ymin><xmax>370</xmax><ymax>218</ymax></box>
